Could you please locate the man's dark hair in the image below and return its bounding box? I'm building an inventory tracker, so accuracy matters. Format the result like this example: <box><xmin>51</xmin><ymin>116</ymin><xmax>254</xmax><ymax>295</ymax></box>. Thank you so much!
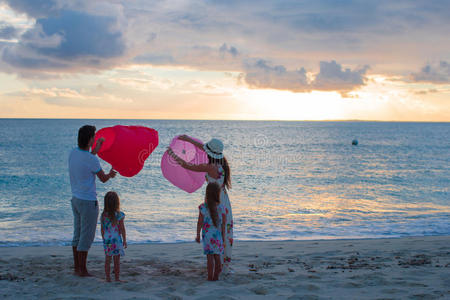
<box><xmin>78</xmin><ymin>125</ymin><xmax>96</xmax><ymax>149</ymax></box>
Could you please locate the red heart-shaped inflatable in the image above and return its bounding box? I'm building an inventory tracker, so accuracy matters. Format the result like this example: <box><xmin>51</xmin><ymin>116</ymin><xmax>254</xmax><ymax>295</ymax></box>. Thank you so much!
<box><xmin>93</xmin><ymin>125</ymin><xmax>159</xmax><ymax>177</ymax></box>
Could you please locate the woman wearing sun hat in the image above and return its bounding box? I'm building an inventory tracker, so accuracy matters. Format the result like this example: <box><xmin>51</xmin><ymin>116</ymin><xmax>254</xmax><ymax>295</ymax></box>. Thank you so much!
<box><xmin>167</xmin><ymin>135</ymin><xmax>233</xmax><ymax>273</ymax></box>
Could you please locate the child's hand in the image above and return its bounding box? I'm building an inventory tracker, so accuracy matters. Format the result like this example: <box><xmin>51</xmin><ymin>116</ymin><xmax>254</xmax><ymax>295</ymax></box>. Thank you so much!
<box><xmin>195</xmin><ymin>236</ymin><xmax>200</xmax><ymax>243</ymax></box>
<box><xmin>123</xmin><ymin>241</ymin><xmax>127</xmax><ymax>249</ymax></box>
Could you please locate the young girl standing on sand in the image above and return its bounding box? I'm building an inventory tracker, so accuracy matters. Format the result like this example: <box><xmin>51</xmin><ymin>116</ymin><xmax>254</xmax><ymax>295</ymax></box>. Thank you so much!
<box><xmin>101</xmin><ymin>191</ymin><xmax>127</xmax><ymax>282</ymax></box>
<box><xmin>196</xmin><ymin>183</ymin><xmax>226</xmax><ymax>281</ymax></box>
<box><xmin>168</xmin><ymin>136</ymin><xmax>233</xmax><ymax>273</ymax></box>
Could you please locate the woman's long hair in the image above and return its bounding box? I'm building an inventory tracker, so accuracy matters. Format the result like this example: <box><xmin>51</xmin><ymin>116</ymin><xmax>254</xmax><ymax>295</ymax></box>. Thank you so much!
<box><xmin>103</xmin><ymin>191</ymin><xmax>120</xmax><ymax>226</ymax></box>
<box><xmin>206</xmin><ymin>183</ymin><xmax>221</xmax><ymax>228</ymax></box>
<box><xmin>208</xmin><ymin>156</ymin><xmax>231</xmax><ymax>190</ymax></box>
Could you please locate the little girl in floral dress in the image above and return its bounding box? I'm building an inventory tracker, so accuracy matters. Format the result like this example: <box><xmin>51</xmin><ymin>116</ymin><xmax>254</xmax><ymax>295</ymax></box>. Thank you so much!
<box><xmin>101</xmin><ymin>191</ymin><xmax>127</xmax><ymax>282</ymax></box>
<box><xmin>196</xmin><ymin>183</ymin><xmax>226</xmax><ymax>281</ymax></box>
<box><xmin>169</xmin><ymin>136</ymin><xmax>233</xmax><ymax>273</ymax></box>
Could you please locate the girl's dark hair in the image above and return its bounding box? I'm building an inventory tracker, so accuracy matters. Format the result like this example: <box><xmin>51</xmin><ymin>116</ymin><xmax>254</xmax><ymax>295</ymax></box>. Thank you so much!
<box><xmin>208</xmin><ymin>156</ymin><xmax>231</xmax><ymax>190</ymax></box>
<box><xmin>78</xmin><ymin>125</ymin><xmax>96</xmax><ymax>149</ymax></box>
<box><xmin>103</xmin><ymin>191</ymin><xmax>120</xmax><ymax>226</ymax></box>
<box><xmin>206</xmin><ymin>183</ymin><xmax>221</xmax><ymax>228</ymax></box>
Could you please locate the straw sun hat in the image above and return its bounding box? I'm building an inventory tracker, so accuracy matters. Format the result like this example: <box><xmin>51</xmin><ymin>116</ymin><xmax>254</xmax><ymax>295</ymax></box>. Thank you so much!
<box><xmin>203</xmin><ymin>138</ymin><xmax>224</xmax><ymax>159</ymax></box>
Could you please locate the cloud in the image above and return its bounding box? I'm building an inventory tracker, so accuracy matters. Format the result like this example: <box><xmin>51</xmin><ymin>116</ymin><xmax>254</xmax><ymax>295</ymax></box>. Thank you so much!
<box><xmin>313</xmin><ymin>60</ymin><xmax>369</xmax><ymax>93</ymax></box>
<box><xmin>109</xmin><ymin>75</ymin><xmax>175</xmax><ymax>91</ymax></box>
<box><xmin>243</xmin><ymin>59</ymin><xmax>368</xmax><ymax>95</ymax></box>
<box><xmin>0</xmin><ymin>22</ymin><xmax>19</xmax><ymax>39</ymax></box>
<box><xmin>2</xmin><ymin>47</ymin><xmax>68</xmax><ymax>69</ymax></box>
<box><xmin>267</xmin><ymin>1</ymin><xmax>380</xmax><ymax>33</ymax></box>
<box><xmin>411</xmin><ymin>61</ymin><xmax>450</xmax><ymax>83</ymax></box>
<box><xmin>21</xmin><ymin>23</ymin><xmax>63</xmax><ymax>48</ymax></box>
<box><xmin>133</xmin><ymin>43</ymin><xmax>241</xmax><ymax>70</ymax></box>
<box><xmin>22</xmin><ymin>87</ymin><xmax>84</xmax><ymax>98</ymax></box>
<box><xmin>219</xmin><ymin>43</ymin><xmax>238</xmax><ymax>57</ymax></box>
<box><xmin>15</xmin><ymin>87</ymin><xmax>133</xmax><ymax>107</ymax></box>
<box><xmin>1</xmin><ymin>0</ymin><xmax>60</xmax><ymax>18</ymax></box>
<box><xmin>244</xmin><ymin>59</ymin><xmax>309</xmax><ymax>91</ymax></box>
<box><xmin>0</xmin><ymin>0</ymin><xmax>448</xmax><ymax>91</ymax></box>
<box><xmin>413</xmin><ymin>88</ymin><xmax>439</xmax><ymax>95</ymax></box>
<box><xmin>0</xmin><ymin>2</ymin><xmax>126</xmax><ymax>75</ymax></box>
<box><xmin>34</xmin><ymin>10</ymin><xmax>125</xmax><ymax>59</ymax></box>
<box><xmin>133</xmin><ymin>54</ymin><xmax>175</xmax><ymax>65</ymax></box>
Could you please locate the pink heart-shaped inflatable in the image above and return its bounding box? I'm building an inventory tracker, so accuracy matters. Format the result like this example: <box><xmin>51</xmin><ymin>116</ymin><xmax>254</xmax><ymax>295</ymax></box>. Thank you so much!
<box><xmin>161</xmin><ymin>136</ymin><xmax>208</xmax><ymax>193</ymax></box>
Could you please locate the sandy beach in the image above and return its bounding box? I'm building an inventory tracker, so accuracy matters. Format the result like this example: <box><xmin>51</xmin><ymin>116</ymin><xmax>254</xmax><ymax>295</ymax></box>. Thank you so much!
<box><xmin>0</xmin><ymin>236</ymin><xmax>449</xmax><ymax>299</ymax></box>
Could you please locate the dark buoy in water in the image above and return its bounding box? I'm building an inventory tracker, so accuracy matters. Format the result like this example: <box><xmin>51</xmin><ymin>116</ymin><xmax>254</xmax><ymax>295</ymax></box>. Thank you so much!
<box><xmin>352</xmin><ymin>139</ymin><xmax>358</xmax><ymax>146</ymax></box>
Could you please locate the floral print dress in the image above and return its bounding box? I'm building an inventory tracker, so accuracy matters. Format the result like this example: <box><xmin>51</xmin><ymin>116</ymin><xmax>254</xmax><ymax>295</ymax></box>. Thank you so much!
<box><xmin>101</xmin><ymin>211</ymin><xmax>125</xmax><ymax>256</ymax></box>
<box><xmin>206</xmin><ymin>164</ymin><xmax>233</xmax><ymax>266</ymax></box>
<box><xmin>199</xmin><ymin>203</ymin><xmax>225</xmax><ymax>255</ymax></box>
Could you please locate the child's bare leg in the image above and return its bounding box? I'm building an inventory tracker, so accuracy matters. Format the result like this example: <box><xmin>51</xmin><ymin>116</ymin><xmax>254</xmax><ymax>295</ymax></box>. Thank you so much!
<box><xmin>113</xmin><ymin>255</ymin><xmax>120</xmax><ymax>281</ymax></box>
<box><xmin>213</xmin><ymin>254</ymin><xmax>222</xmax><ymax>281</ymax></box>
<box><xmin>206</xmin><ymin>254</ymin><xmax>214</xmax><ymax>281</ymax></box>
<box><xmin>105</xmin><ymin>256</ymin><xmax>112</xmax><ymax>282</ymax></box>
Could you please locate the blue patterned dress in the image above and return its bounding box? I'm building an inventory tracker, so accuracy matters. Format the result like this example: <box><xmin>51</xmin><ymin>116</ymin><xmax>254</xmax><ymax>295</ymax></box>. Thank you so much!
<box><xmin>199</xmin><ymin>203</ymin><xmax>225</xmax><ymax>255</ymax></box>
<box><xmin>101</xmin><ymin>211</ymin><xmax>125</xmax><ymax>256</ymax></box>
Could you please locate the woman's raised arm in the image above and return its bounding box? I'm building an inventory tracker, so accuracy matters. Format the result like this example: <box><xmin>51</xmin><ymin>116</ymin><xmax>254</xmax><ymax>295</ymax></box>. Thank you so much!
<box><xmin>178</xmin><ymin>135</ymin><xmax>204</xmax><ymax>150</ymax></box>
<box><xmin>167</xmin><ymin>147</ymin><xmax>219</xmax><ymax>177</ymax></box>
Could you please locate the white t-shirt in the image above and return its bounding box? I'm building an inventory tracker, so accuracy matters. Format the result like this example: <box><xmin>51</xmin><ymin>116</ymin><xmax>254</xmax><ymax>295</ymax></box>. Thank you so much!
<box><xmin>69</xmin><ymin>148</ymin><xmax>102</xmax><ymax>201</ymax></box>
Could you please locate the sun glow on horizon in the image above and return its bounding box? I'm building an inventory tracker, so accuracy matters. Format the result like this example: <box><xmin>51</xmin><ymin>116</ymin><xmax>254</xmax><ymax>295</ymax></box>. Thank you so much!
<box><xmin>236</xmin><ymin>89</ymin><xmax>346</xmax><ymax>120</ymax></box>
<box><xmin>0</xmin><ymin>66</ymin><xmax>449</xmax><ymax>121</ymax></box>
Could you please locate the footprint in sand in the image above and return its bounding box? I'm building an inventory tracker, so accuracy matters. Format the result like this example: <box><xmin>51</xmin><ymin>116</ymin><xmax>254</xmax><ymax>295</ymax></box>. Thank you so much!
<box><xmin>288</xmin><ymin>295</ymin><xmax>318</xmax><ymax>300</ymax></box>
<box><xmin>382</xmin><ymin>288</ymin><xmax>407</xmax><ymax>294</ymax></box>
<box><xmin>250</xmin><ymin>285</ymin><xmax>268</xmax><ymax>295</ymax></box>
<box><xmin>409</xmin><ymin>293</ymin><xmax>440</xmax><ymax>300</ymax></box>
<box><xmin>342</xmin><ymin>281</ymin><xmax>364</xmax><ymax>288</ymax></box>
<box><xmin>306</xmin><ymin>284</ymin><xmax>320</xmax><ymax>291</ymax></box>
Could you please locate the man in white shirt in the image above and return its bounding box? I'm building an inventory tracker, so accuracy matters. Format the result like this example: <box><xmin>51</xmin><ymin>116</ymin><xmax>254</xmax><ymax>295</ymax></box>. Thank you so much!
<box><xmin>69</xmin><ymin>125</ymin><xmax>116</xmax><ymax>277</ymax></box>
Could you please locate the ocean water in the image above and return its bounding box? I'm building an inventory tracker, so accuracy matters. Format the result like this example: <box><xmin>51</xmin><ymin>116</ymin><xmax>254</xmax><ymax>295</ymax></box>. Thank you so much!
<box><xmin>0</xmin><ymin>119</ymin><xmax>449</xmax><ymax>247</ymax></box>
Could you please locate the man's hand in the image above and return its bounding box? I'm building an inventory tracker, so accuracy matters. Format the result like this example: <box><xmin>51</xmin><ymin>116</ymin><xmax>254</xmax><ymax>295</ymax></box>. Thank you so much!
<box><xmin>108</xmin><ymin>168</ymin><xmax>117</xmax><ymax>178</ymax></box>
<box><xmin>97</xmin><ymin>168</ymin><xmax>116</xmax><ymax>183</ymax></box>
<box><xmin>195</xmin><ymin>235</ymin><xmax>200</xmax><ymax>243</ymax></box>
<box><xmin>92</xmin><ymin>137</ymin><xmax>105</xmax><ymax>155</ymax></box>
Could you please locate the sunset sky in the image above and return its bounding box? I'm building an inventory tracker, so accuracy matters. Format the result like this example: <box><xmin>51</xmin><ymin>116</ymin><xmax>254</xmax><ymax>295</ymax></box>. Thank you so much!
<box><xmin>0</xmin><ymin>0</ymin><xmax>449</xmax><ymax>121</ymax></box>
